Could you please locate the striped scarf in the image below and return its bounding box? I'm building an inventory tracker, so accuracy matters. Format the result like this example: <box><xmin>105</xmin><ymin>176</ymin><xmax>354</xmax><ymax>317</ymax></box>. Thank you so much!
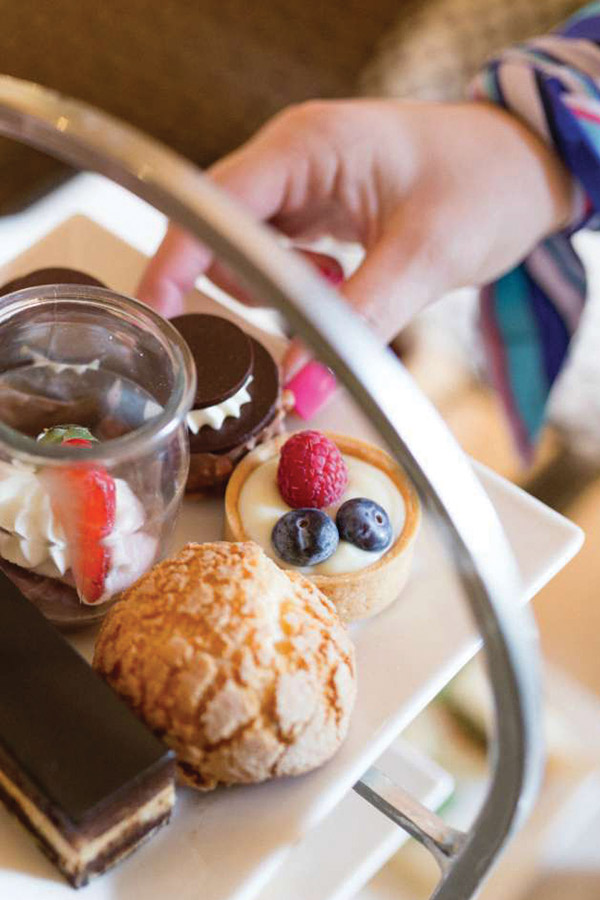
<box><xmin>471</xmin><ymin>2</ymin><xmax>600</xmax><ymax>462</ymax></box>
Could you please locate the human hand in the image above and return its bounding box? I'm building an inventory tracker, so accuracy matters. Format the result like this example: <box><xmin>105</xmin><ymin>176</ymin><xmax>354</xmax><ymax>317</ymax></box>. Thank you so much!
<box><xmin>138</xmin><ymin>98</ymin><xmax>574</xmax><ymax>374</ymax></box>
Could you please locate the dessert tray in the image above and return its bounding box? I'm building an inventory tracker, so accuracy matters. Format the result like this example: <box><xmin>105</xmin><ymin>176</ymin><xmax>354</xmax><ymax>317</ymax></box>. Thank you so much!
<box><xmin>0</xmin><ymin>70</ymin><xmax>588</xmax><ymax>900</ymax></box>
<box><xmin>0</xmin><ymin>215</ymin><xmax>583</xmax><ymax>900</ymax></box>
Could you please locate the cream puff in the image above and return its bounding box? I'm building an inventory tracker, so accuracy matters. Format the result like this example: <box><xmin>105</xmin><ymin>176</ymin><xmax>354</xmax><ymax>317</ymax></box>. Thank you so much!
<box><xmin>93</xmin><ymin>541</ymin><xmax>356</xmax><ymax>790</ymax></box>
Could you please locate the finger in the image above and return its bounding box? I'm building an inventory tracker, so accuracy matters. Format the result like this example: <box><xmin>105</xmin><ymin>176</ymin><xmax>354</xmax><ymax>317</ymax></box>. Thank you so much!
<box><xmin>283</xmin><ymin>228</ymin><xmax>438</xmax><ymax>420</ymax></box>
<box><xmin>282</xmin><ymin>338</ymin><xmax>310</xmax><ymax>380</ymax></box>
<box><xmin>284</xmin><ymin>204</ymin><xmax>445</xmax><ymax>418</ymax></box>
<box><xmin>138</xmin><ymin>136</ymin><xmax>295</xmax><ymax>315</ymax></box>
<box><xmin>137</xmin><ymin>224</ymin><xmax>211</xmax><ymax>317</ymax></box>
<box><xmin>340</xmin><ymin>206</ymin><xmax>446</xmax><ymax>343</ymax></box>
<box><xmin>281</xmin><ymin>250</ymin><xmax>345</xmax><ymax>378</ymax></box>
<box><xmin>283</xmin><ymin>232</ymin><xmax>429</xmax><ymax>383</ymax></box>
<box><xmin>200</xmin><ymin>246</ymin><xmax>346</xmax><ymax>312</ymax></box>
<box><xmin>202</xmin><ymin>258</ymin><xmax>266</xmax><ymax>308</ymax></box>
<box><xmin>295</xmin><ymin>249</ymin><xmax>345</xmax><ymax>286</ymax></box>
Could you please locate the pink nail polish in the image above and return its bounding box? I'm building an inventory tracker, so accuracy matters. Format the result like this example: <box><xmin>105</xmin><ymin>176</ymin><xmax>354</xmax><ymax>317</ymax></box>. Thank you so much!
<box><xmin>296</xmin><ymin>249</ymin><xmax>345</xmax><ymax>286</ymax></box>
<box><xmin>285</xmin><ymin>361</ymin><xmax>338</xmax><ymax>420</ymax></box>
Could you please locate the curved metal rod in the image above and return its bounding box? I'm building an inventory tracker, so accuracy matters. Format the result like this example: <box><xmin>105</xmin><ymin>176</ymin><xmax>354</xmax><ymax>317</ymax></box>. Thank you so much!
<box><xmin>0</xmin><ymin>76</ymin><xmax>543</xmax><ymax>898</ymax></box>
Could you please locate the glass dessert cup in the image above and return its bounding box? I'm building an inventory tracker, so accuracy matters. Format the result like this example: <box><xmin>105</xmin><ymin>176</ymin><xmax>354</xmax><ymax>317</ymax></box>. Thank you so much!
<box><xmin>0</xmin><ymin>284</ymin><xmax>195</xmax><ymax>628</ymax></box>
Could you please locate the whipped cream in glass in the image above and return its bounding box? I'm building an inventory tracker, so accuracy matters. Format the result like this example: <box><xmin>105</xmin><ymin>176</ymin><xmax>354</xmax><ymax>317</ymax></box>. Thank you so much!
<box><xmin>0</xmin><ymin>460</ymin><xmax>156</xmax><ymax>599</ymax></box>
<box><xmin>0</xmin><ymin>282</ymin><xmax>195</xmax><ymax>626</ymax></box>
<box><xmin>238</xmin><ymin>455</ymin><xmax>405</xmax><ymax>575</ymax></box>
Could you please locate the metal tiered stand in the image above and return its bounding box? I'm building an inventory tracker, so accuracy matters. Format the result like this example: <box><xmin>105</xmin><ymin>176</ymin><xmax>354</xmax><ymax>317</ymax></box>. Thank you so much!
<box><xmin>0</xmin><ymin>76</ymin><xmax>543</xmax><ymax>900</ymax></box>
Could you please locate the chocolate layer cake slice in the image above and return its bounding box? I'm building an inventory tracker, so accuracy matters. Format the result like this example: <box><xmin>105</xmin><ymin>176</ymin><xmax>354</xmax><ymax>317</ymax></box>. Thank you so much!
<box><xmin>0</xmin><ymin>572</ymin><xmax>175</xmax><ymax>887</ymax></box>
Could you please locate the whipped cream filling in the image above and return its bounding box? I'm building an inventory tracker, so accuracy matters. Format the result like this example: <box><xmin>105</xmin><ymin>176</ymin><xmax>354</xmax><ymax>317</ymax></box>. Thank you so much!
<box><xmin>238</xmin><ymin>455</ymin><xmax>405</xmax><ymax>575</ymax></box>
<box><xmin>187</xmin><ymin>375</ymin><xmax>253</xmax><ymax>434</ymax></box>
<box><xmin>0</xmin><ymin>460</ymin><xmax>156</xmax><ymax>602</ymax></box>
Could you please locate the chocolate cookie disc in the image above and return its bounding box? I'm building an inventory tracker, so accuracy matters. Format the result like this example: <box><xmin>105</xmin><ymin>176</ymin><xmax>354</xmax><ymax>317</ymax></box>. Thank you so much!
<box><xmin>0</xmin><ymin>268</ymin><xmax>106</xmax><ymax>294</ymax></box>
<box><xmin>190</xmin><ymin>337</ymin><xmax>280</xmax><ymax>455</ymax></box>
<box><xmin>171</xmin><ymin>314</ymin><xmax>254</xmax><ymax>408</ymax></box>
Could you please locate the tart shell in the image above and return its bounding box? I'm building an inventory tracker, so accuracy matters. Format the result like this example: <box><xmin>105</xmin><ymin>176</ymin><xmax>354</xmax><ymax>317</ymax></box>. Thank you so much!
<box><xmin>224</xmin><ymin>432</ymin><xmax>421</xmax><ymax>622</ymax></box>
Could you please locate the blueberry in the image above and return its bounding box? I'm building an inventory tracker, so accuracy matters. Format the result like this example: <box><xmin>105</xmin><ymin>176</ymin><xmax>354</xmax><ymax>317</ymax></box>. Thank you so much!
<box><xmin>272</xmin><ymin>508</ymin><xmax>339</xmax><ymax>566</ymax></box>
<box><xmin>336</xmin><ymin>498</ymin><xmax>392</xmax><ymax>552</ymax></box>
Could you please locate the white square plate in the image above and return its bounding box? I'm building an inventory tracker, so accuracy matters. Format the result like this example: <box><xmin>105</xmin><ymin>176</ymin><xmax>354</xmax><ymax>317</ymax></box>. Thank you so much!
<box><xmin>262</xmin><ymin>738</ymin><xmax>453</xmax><ymax>900</ymax></box>
<box><xmin>0</xmin><ymin>212</ymin><xmax>583</xmax><ymax>900</ymax></box>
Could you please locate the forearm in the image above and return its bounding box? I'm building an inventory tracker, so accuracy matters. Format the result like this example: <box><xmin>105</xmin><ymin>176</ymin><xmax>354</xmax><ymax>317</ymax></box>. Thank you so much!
<box><xmin>472</xmin><ymin>1</ymin><xmax>600</xmax><ymax>461</ymax></box>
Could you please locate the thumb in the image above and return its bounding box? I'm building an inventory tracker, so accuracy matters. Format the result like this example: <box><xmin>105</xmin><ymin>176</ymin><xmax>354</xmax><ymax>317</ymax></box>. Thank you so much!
<box><xmin>283</xmin><ymin>213</ymin><xmax>441</xmax><ymax>384</ymax></box>
<box><xmin>341</xmin><ymin>214</ymin><xmax>441</xmax><ymax>344</ymax></box>
<box><xmin>282</xmin><ymin>208</ymin><xmax>441</xmax><ymax>382</ymax></box>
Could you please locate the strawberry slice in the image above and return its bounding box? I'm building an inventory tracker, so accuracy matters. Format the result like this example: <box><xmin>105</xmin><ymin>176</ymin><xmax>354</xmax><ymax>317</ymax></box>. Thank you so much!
<box><xmin>40</xmin><ymin>426</ymin><xmax>116</xmax><ymax>605</ymax></box>
<box><xmin>62</xmin><ymin>437</ymin><xmax>94</xmax><ymax>449</ymax></box>
<box><xmin>53</xmin><ymin>464</ymin><xmax>115</xmax><ymax>605</ymax></box>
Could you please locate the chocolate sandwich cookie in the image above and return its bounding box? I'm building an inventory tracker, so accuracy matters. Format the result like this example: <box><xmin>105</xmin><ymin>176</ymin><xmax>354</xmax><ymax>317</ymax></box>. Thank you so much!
<box><xmin>189</xmin><ymin>336</ymin><xmax>280</xmax><ymax>455</ymax></box>
<box><xmin>171</xmin><ymin>314</ymin><xmax>292</xmax><ymax>490</ymax></box>
<box><xmin>0</xmin><ymin>267</ymin><xmax>106</xmax><ymax>294</ymax></box>
<box><xmin>0</xmin><ymin>569</ymin><xmax>175</xmax><ymax>887</ymax></box>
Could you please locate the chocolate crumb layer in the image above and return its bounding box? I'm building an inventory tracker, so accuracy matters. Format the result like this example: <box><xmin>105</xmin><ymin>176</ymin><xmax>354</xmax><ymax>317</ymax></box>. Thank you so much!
<box><xmin>0</xmin><ymin>561</ymin><xmax>107</xmax><ymax>630</ymax></box>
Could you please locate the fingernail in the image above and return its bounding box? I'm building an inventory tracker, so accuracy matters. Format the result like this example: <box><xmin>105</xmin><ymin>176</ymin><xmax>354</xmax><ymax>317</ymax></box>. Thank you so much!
<box><xmin>296</xmin><ymin>249</ymin><xmax>345</xmax><ymax>286</ymax></box>
<box><xmin>285</xmin><ymin>361</ymin><xmax>338</xmax><ymax>420</ymax></box>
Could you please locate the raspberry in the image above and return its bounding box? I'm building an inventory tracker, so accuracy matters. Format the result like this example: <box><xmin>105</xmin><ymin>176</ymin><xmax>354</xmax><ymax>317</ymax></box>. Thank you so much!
<box><xmin>277</xmin><ymin>431</ymin><xmax>348</xmax><ymax>509</ymax></box>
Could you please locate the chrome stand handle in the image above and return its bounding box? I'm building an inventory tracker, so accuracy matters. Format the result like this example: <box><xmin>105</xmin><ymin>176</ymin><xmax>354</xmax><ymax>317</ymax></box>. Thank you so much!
<box><xmin>355</xmin><ymin>767</ymin><xmax>465</xmax><ymax>874</ymax></box>
<box><xmin>0</xmin><ymin>76</ymin><xmax>543</xmax><ymax>900</ymax></box>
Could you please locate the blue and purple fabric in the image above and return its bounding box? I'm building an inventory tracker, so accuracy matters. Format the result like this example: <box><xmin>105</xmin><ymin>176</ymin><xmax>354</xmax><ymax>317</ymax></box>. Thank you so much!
<box><xmin>471</xmin><ymin>2</ymin><xmax>600</xmax><ymax>462</ymax></box>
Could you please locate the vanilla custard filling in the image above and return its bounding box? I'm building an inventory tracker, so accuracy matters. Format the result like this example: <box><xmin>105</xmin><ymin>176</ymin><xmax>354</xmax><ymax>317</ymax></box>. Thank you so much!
<box><xmin>0</xmin><ymin>460</ymin><xmax>156</xmax><ymax>600</ymax></box>
<box><xmin>239</xmin><ymin>455</ymin><xmax>405</xmax><ymax>575</ymax></box>
<box><xmin>187</xmin><ymin>375</ymin><xmax>253</xmax><ymax>433</ymax></box>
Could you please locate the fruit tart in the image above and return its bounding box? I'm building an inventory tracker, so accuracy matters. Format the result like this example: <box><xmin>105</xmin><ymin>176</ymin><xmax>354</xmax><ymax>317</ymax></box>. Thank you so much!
<box><xmin>224</xmin><ymin>430</ymin><xmax>421</xmax><ymax>622</ymax></box>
